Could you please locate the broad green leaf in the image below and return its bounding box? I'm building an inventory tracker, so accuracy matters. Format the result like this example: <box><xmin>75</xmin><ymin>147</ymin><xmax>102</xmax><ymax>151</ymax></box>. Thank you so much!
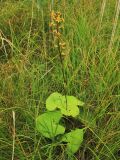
<box><xmin>46</xmin><ymin>92</ymin><xmax>84</xmax><ymax>117</ymax></box>
<box><xmin>62</xmin><ymin>129</ymin><xmax>84</xmax><ymax>154</ymax></box>
<box><xmin>65</xmin><ymin>96</ymin><xmax>84</xmax><ymax>107</ymax></box>
<box><xmin>36</xmin><ymin>111</ymin><xmax>65</xmax><ymax>138</ymax></box>
<box><xmin>46</xmin><ymin>92</ymin><xmax>62</xmax><ymax>111</ymax></box>
<box><xmin>58</xmin><ymin>96</ymin><xmax>84</xmax><ymax>117</ymax></box>
<box><xmin>60</xmin><ymin>105</ymin><xmax>79</xmax><ymax>117</ymax></box>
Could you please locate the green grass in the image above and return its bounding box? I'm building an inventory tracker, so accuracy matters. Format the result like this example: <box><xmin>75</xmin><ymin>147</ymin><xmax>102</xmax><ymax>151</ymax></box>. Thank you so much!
<box><xmin>0</xmin><ymin>0</ymin><xmax>120</xmax><ymax>159</ymax></box>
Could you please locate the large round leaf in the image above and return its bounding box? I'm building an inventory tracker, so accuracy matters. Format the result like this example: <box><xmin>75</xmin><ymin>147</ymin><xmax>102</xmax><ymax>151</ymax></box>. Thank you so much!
<box><xmin>65</xmin><ymin>96</ymin><xmax>84</xmax><ymax>107</ymax></box>
<box><xmin>46</xmin><ymin>92</ymin><xmax>63</xmax><ymax>111</ymax></box>
<box><xmin>58</xmin><ymin>96</ymin><xmax>83</xmax><ymax>117</ymax></box>
<box><xmin>46</xmin><ymin>93</ymin><xmax>84</xmax><ymax>117</ymax></box>
<box><xmin>62</xmin><ymin>129</ymin><xmax>84</xmax><ymax>154</ymax></box>
<box><xmin>36</xmin><ymin>111</ymin><xmax>65</xmax><ymax>139</ymax></box>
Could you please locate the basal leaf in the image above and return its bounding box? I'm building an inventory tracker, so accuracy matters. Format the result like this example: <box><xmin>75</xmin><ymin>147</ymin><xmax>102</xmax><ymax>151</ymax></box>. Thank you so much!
<box><xmin>46</xmin><ymin>92</ymin><xmax>62</xmax><ymax>111</ymax></box>
<box><xmin>59</xmin><ymin>96</ymin><xmax>82</xmax><ymax>117</ymax></box>
<box><xmin>62</xmin><ymin>129</ymin><xmax>84</xmax><ymax>154</ymax></box>
<box><xmin>46</xmin><ymin>93</ymin><xmax>84</xmax><ymax>117</ymax></box>
<box><xmin>59</xmin><ymin>101</ymin><xmax>79</xmax><ymax>117</ymax></box>
<box><xmin>65</xmin><ymin>96</ymin><xmax>84</xmax><ymax>107</ymax></box>
<box><xmin>36</xmin><ymin>111</ymin><xmax>65</xmax><ymax>138</ymax></box>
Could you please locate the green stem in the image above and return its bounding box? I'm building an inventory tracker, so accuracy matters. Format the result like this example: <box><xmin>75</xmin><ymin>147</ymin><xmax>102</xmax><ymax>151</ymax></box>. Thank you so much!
<box><xmin>57</xmin><ymin>23</ymin><xmax>68</xmax><ymax>110</ymax></box>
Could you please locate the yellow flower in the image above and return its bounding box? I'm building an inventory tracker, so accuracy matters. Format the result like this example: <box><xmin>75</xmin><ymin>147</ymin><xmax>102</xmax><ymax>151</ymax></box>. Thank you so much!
<box><xmin>61</xmin><ymin>18</ymin><xmax>64</xmax><ymax>22</ymax></box>
<box><xmin>59</xmin><ymin>42</ymin><xmax>66</xmax><ymax>49</ymax></box>
<box><xmin>49</xmin><ymin>10</ymin><xmax>64</xmax><ymax>38</ymax></box>
<box><xmin>59</xmin><ymin>25</ymin><xmax>64</xmax><ymax>29</ymax></box>
<box><xmin>53</xmin><ymin>30</ymin><xmax>61</xmax><ymax>37</ymax></box>
<box><xmin>61</xmin><ymin>52</ymin><xmax>66</xmax><ymax>56</ymax></box>
<box><xmin>55</xmin><ymin>15</ymin><xmax>62</xmax><ymax>23</ymax></box>
<box><xmin>56</xmin><ymin>32</ymin><xmax>61</xmax><ymax>37</ymax></box>
<box><xmin>56</xmin><ymin>12</ymin><xmax>62</xmax><ymax>16</ymax></box>
<box><xmin>49</xmin><ymin>22</ymin><xmax>55</xmax><ymax>27</ymax></box>
<box><xmin>51</xmin><ymin>10</ymin><xmax>55</xmax><ymax>19</ymax></box>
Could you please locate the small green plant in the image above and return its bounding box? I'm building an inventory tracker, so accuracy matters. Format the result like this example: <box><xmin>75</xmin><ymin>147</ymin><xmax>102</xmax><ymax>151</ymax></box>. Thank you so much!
<box><xmin>36</xmin><ymin>10</ymin><xmax>84</xmax><ymax>157</ymax></box>
<box><xmin>36</xmin><ymin>92</ymin><xmax>85</xmax><ymax>156</ymax></box>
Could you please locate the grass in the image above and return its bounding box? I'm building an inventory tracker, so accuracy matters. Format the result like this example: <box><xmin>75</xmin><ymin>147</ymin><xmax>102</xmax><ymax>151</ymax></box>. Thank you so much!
<box><xmin>0</xmin><ymin>0</ymin><xmax>120</xmax><ymax>159</ymax></box>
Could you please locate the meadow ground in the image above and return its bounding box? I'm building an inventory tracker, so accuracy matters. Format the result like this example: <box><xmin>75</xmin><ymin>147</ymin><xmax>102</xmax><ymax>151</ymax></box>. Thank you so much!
<box><xmin>0</xmin><ymin>0</ymin><xmax>120</xmax><ymax>160</ymax></box>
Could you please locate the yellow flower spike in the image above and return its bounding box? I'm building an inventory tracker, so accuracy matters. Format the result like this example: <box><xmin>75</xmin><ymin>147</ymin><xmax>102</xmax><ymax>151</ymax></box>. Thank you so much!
<box><xmin>50</xmin><ymin>10</ymin><xmax>64</xmax><ymax>39</ymax></box>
